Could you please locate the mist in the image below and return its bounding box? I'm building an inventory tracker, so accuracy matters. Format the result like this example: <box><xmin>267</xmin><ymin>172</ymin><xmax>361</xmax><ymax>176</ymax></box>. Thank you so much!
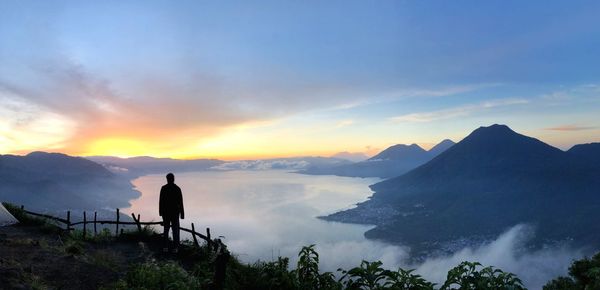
<box><xmin>128</xmin><ymin>170</ymin><xmax>584</xmax><ymax>289</ymax></box>
<box><xmin>309</xmin><ymin>224</ymin><xmax>581</xmax><ymax>289</ymax></box>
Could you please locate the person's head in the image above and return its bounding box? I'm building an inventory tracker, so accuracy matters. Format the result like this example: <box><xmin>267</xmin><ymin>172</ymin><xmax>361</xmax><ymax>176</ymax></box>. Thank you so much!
<box><xmin>166</xmin><ymin>173</ymin><xmax>175</xmax><ymax>184</ymax></box>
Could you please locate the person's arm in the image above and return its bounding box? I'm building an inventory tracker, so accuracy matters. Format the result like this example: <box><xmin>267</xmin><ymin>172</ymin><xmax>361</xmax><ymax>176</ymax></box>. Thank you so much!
<box><xmin>159</xmin><ymin>186</ymin><xmax>164</xmax><ymax>217</ymax></box>
<box><xmin>179</xmin><ymin>188</ymin><xmax>185</xmax><ymax>219</ymax></box>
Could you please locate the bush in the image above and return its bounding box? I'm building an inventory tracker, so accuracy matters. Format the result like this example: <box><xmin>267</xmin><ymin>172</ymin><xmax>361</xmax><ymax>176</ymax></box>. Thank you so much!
<box><xmin>440</xmin><ymin>261</ymin><xmax>524</xmax><ymax>290</ymax></box>
<box><xmin>543</xmin><ymin>252</ymin><xmax>600</xmax><ymax>290</ymax></box>
<box><xmin>295</xmin><ymin>244</ymin><xmax>340</xmax><ymax>290</ymax></box>
<box><xmin>385</xmin><ymin>268</ymin><xmax>435</xmax><ymax>290</ymax></box>
<box><xmin>113</xmin><ymin>260</ymin><xmax>201</xmax><ymax>290</ymax></box>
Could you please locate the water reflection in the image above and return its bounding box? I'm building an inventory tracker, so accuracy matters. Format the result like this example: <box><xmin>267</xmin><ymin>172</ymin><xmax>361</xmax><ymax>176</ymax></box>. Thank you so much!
<box><xmin>127</xmin><ymin>170</ymin><xmax>405</xmax><ymax>269</ymax></box>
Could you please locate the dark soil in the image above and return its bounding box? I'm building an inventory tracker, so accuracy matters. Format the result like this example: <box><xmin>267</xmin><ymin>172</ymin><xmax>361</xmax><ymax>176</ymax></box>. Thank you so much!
<box><xmin>0</xmin><ymin>224</ymin><xmax>202</xmax><ymax>290</ymax></box>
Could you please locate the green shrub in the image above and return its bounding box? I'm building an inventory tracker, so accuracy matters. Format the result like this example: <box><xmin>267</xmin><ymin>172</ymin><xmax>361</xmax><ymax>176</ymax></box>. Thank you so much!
<box><xmin>440</xmin><ymin>261</ymin><xmax>524</xmax><ymax>290</ymax></box>
<box><xmin>295</xmin><ymin>244</ymin><xmax>341</xmax><ymax>290</ymax></box>
<box><xmin>113</xmin><ymin>261</ymin><xmax>201</xmax><ymax>290</ymax></box>
<box><xmin>385</xmin><ymin>268</ymin><xmax>435</xmax><ymax>290</ymax></box>
<box><xmin>543</xmin><ymin>252</ymin><xmax>600</xmax><ymax>290</ymax></box>
<box><xmin>339</xmin><ymin>260</ymin><xmax>389</xmax><ymax>290</ymax></box>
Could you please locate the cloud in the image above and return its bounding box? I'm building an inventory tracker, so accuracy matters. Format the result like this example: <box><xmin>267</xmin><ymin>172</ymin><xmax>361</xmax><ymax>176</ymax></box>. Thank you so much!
<box><xmin>288</xmin><ymin>224</ymin><xmax>581</xmax><ymax>289</ymax></box>
<box><xmin>0</xmin><ymin>60</ymin><xmax>371</xmax><ymax>156</ymax></box>
<box><xmin>0</xmin><ymin>91</ymin><xmax>77</xmax><ymax>153</ymax></box>
<box><xmin>335</xmin><ymin>119</ymin><xmax>355</xmax><ymax>128</ymax></box>
<box><xmin>2</xmin><ymin>56</ymin><xmax>499</xmax><ymax>157</ymax></box>
<box><xmin>545</xmin><ymin>125</ymin><xmax>597</xmax><ymax>131</ymax></box>
<box><xmin>331</xmin><ymin>84</ymin><xmax>494</xmax><ymax>111</ymax></box>
<box><xmin>212</xmin><ymin>159</ymin><xmax>311</xmax><ymax>171</ymax></box>
<box><xmin>412</xmin><ymin>225</ymin><xmax>581</xmax><ymax>290</ymax></box>
<box><xmin>389</xmin><ymin>98</ymin><xmax>529</xmax><ymax>123</ymax></box>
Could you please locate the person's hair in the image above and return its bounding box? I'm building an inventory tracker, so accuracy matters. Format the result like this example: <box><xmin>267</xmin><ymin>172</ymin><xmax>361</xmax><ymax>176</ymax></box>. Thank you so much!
<box><xmin>166</xmin><ymin>173</ymin><xmax>175</xmax><ymax>183</ymax></box>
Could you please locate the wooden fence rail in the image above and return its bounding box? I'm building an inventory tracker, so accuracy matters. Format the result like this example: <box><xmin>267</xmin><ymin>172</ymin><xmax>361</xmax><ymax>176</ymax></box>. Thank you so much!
<box><xmin>18</xmin><ymin>205</ymin><xmax>214</xmax><ymax>248</ymax></box>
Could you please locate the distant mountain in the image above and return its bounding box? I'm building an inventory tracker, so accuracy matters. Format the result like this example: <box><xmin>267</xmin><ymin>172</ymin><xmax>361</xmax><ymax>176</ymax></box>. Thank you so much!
<box><xmin>0</xmin><ymin>152</ymin><xmax>140</xmax><ymax>212</ymax></box>
<box><xmin>301</xmin><ymin>140</ymin><xmax>455</xmax><ymax>178</ymax></box>
<box><xmin>369</xmin><ymin>144</ymin><xmax>427</xmax><ymax>161</ymax></box>
<box><xmin>568</xmin><ymin>142</ymin><xmax>600</xmax><ymax>167</ymax></box>
<box><xmin>214</xmin><ymin>156</ymin><xmax>352</xmax><ymax>171</ymax></box>
<box><xmin>86</xmin><ymin>156</ymin><xmax>224</xmax><ymax>177</ymax></box>
<box><xmin>324</xmin><ymin>125</ymin><xmax>600</xmax><ymax>258</ymax></box>
<box><xmin>331</xmin><ymin>151</ymin><xmax>369</xmax><ymax>162</ymax></box>
<box><xmin>427</xmin><ymin>139</ymin><xmax>455</xmax><ymax>156</ymax></box>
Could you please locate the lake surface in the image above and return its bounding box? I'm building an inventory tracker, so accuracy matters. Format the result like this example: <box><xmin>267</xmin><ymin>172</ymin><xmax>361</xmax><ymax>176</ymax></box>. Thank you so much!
<box><xmin>126</xmin><ymin>170</ymin><xmax>576</xmax><ymax>288</ymax></box>
<box><xmin>127</xmin><ymin>170</ymin><xmax>407</xmax><ymax>270</ymax></box>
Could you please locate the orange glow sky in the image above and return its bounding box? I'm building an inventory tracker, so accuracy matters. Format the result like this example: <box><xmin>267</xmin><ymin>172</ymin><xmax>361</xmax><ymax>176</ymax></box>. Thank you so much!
<box><xmin>1</xmin><ymin>2</ymin><xmax>599</xmax><ymax>160</ymax></box>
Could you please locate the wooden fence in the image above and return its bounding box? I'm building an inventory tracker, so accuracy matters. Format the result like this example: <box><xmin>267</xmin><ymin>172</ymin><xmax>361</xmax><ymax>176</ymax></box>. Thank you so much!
<box><xmin>18</xmin><ymin>205</ymin><xmax>215</xmax><ymax>249</ymax></box>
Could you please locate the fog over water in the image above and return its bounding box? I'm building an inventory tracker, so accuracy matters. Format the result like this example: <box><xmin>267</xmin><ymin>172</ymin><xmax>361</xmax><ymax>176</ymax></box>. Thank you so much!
<box><xmin>127</xmin><ymin>170</ymin><xmax>581</xmax><ymax>289</ymax></box>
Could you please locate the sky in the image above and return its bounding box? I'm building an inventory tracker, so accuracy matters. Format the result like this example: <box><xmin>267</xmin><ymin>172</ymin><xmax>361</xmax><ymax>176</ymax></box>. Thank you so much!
<box><xmin>1</xmin><ymin>0</ymin><xmax>599</xmax><ymax>159</ymax></box>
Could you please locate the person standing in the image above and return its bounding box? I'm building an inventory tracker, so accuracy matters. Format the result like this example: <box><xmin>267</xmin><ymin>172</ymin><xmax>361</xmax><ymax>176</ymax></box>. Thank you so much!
<box><xmin>159</xmin><ymin>173</ymin><xmax>184</xmax><ymax>253</ymax></box>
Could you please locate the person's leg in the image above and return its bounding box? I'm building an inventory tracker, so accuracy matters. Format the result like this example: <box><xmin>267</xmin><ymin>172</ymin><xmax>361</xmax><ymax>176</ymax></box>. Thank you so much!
<box><xmin>172</xmin><ymin>217</ymin><xmax>180</xmax><ymax>251</ymax></box>
<box><xmin>162</xmin><ymin>216</ymin><xmax>171</xmax><ymax>251</ymax></box>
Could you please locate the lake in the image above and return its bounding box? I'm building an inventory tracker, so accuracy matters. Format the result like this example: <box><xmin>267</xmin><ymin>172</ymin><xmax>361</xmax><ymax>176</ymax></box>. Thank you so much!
<box><xmin>126</xmin><ymin>169</ymin><xmax>576</xmax><ymax>288</ymax></box>
<box><xmin>126</xmin><ymin>170</ymin><xmax>407</xmax><ymax>271</ymax></box>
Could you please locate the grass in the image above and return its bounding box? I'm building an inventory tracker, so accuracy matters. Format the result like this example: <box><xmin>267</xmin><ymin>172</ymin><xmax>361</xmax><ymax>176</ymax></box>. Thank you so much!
<box><xmin>89</xmin><ymin>249</ymin><xmax>120</xmax><ymax>270</ymax></box>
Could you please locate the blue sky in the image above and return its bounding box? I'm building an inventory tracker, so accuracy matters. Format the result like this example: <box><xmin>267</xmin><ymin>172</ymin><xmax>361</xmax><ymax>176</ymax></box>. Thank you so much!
<box><xmin>1</xmin><ymin>0</ymin><xmax>599</xmax><ymax>158</ymax></box>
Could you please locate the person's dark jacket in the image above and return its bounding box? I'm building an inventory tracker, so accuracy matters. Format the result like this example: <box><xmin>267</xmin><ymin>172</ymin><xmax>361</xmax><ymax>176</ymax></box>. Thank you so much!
<box><xmin>159</xmin><ymin>183</ymin><xmax>184</xmax><ymax>218</ymax></box>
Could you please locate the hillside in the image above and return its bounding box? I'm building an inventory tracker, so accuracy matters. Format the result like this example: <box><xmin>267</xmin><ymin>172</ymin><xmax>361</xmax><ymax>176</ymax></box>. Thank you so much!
<box><xmin>86</xmin><ymin>156</ymin><xmax>224</xmax><ymax>178</ymax></box>
<box><xmin>3</xmin><ymin>204</ymin><xmax>597</xmax><ymax>290</ymax></box>
<box><xmin>0</xmin><ymin>152</ymin><xmax>139</xmax><ymax>213</ymax></box>
<box><xmin>301</xmin><ymin>140</ymin><xmax>455</xmax><ymax>178</ymax></box>
<box><xmin>567</xmin><ymin>142</ymin><xmax>600</xmax><ymax>168</ymax></box>
<box><xmin>324</xmin><ymin>125</ymin><xmax>600</xmax><ymax>257</ymax></box>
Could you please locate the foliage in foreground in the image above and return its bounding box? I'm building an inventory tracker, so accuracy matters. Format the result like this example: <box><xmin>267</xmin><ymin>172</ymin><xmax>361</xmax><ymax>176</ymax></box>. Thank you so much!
<box><xmin>110</xmin><ymin>260</ymin><xmax>201</xmax><ymax>290</ymax></box>
<box><xmin>543</xmin><ymin>252</ymin><xmax>600</xmax><ymax>290</ymax></box>
<box><xmin>7</xmin><ymin>202</ymin><xmax>599</xmax><ymax>289</ymax></box>
<box><xmin>112</xmin><ymin>244</ymin><xmax>526</xmax><ymax>290</ymax></box>
<box><xmin>441</xmin><ymin>261</ymin><xmax>523</xmax><ymax>290</ymax></box>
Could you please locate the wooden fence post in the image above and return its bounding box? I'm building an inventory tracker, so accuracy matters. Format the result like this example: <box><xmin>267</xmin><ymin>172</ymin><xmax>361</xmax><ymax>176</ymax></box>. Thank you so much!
<box><xmin>115</xmin><ymin>208</ymin><xmax>120</xmax><ymax>236</ymax></box>
<box><xmin>206</xmin><ymin>227</ymin><xmax>212</xmax><ymax>251</ymax></box>
<box><xmin>66</xmin><ymin>211</ymin><xmax>71</xmax><ymax>231</ymax></box>
<box><xmin>131</xmin><ymin>213</ymin><xmax>142</xmax><ymax>233</ymax></box>
<box><xmin>20</xmin><ymin>205</ymin><xmax>24</xmax><ymax>210</ymax></box>
<box><xmin>191</xmin><ymin>223</ymin><xmax>199</xmax><ymax>247</ymax></box>
<box><xmin>94</xmin><ymin>212</ymin><xmax>97</xmax><ymax>236</ymax></box>
<box><xmin>83</xmin><ymin>211</ymin><xmax>87</xmax><ymax>239</ymax></box>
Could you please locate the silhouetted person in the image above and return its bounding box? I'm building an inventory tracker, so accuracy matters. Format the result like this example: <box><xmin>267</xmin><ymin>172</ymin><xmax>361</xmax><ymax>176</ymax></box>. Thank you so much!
<box><xmin>159</xmin><ymin>173</ymin><xmax>184</xmax><ymax>253</ymax></box>
<box><xmin>212</xmin><ymin>238</ymin><xmax>230</xmax><ymax>290</ymax></box>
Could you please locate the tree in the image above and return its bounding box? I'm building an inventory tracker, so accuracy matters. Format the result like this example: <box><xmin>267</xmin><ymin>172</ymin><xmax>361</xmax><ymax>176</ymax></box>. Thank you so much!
<box><xmin>543</xmin><ymin>252</ymin><xmax>600</xmax><ymax>290</ymax></box>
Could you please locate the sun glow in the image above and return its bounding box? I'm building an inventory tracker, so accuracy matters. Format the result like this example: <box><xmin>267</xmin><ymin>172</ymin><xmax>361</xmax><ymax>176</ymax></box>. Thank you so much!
<box><xmin>84</xmin><ymin>138</ymin><xmax>149</xmax><ymax>157</ymax></box>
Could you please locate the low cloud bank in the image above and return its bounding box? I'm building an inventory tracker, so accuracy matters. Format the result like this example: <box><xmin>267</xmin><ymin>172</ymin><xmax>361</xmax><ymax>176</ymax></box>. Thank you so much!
<box><xmin>304</xmin><ymin>225</ymin><xmax>582</xmax><ymax>289</ymax></box>
<box><xmin>413</xmin><ymin>224</ymin><xmax>582</xmax><ymax>289</ymax></box>
<box><xmin>213</xmin><ymin>160</ymin><xmax>310</xmax><ymax>171</ymax></box>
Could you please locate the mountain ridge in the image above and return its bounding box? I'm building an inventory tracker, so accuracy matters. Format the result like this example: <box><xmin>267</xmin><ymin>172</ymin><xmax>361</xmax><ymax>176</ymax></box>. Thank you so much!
<box><xmin>0</xmin><ymin>152</ymin><xmax>140</xmax><ymax>212</ymax></box>
<box><xmin>301</xmin><ymin>139</ymin><xmax>455</xmax><ymax>178</ymax></box>
<box><xmin>324</xmin><ymin>124</ymin><xmax>600</xmax><ymax>257</ymax></box>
